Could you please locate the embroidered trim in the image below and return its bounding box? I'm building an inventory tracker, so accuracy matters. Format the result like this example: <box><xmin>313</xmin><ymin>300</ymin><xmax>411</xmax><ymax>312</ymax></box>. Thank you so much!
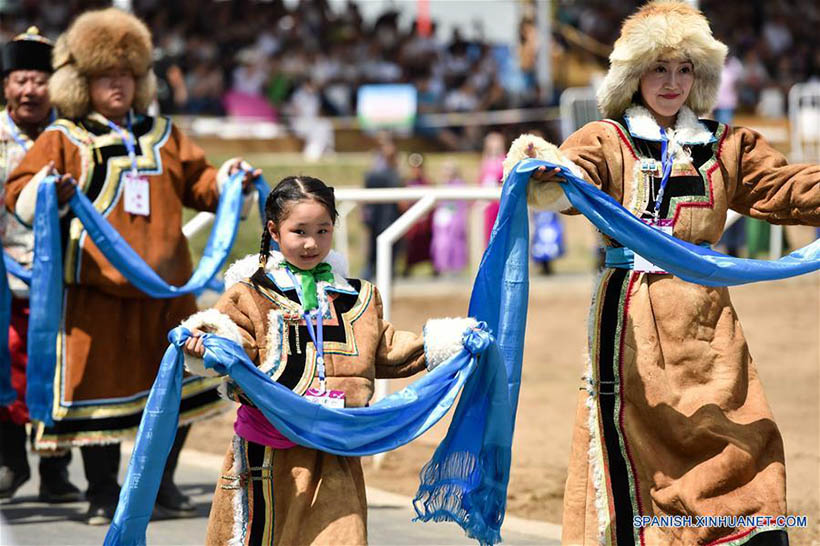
<box><xmin>668</xmin><ymin>122</ymin><xmax>725</xmax><ymax>226</ymax></box>
<box><xmin>260</xmin><ymin>309</ymin><xmax>284</xmax><ymax>376</ymax></box>
<box><xmin>615</xmin><ymin>272</ymin><xmax>645</xmax><ymax>545</ymax></box>
<box><xmin>586</xmin><ymin>268</ymin><xmax>614</xmax><ymax>545</ymax></box>
<box><xmin>62</xmin><ymin>116</ymin><xmax>172</xmax><ymax>284</ymax></box>
<box><xmin>226</xmin><ymin>435</ymin><xmax>249</xmax><ymax>546</ymax></box>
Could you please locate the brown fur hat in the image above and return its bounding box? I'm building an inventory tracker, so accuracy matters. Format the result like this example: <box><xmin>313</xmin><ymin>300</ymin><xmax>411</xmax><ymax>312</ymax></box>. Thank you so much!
<box><xmin>49</xmin><ymin>8</ymin><xmax>156</xmax><ymax>119</ymax></box>
<box><xmin>596</xmin><ymin>0</ymin><xmax>727</xmax><ymax>119</ymax></box>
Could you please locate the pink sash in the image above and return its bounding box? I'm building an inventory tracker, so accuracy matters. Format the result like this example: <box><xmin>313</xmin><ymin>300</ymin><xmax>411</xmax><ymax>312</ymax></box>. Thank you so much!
<box><xmin>234</xmin><ymin>404</ymin><xmax>296</xmax><ymax>449</ymax></box>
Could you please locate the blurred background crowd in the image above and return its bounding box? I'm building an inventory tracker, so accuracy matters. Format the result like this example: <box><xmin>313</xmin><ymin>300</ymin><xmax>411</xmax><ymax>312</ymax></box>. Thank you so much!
<box><xmin>1</xmin><ymin>0</ymin><xmax>817</xmax><ymax>139</ymax></box>
<box><xmin>1</xmin><ymin>0</ymin><xmax>817</xmax><ymax>275</ymax></box>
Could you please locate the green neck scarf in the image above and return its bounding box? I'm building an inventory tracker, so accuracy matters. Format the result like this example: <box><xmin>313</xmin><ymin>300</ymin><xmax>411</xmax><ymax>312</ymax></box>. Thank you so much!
<box><xmin>282</xmin><ymin>261</ymin><xmax>334</xmax><ymax>311</ymax></box>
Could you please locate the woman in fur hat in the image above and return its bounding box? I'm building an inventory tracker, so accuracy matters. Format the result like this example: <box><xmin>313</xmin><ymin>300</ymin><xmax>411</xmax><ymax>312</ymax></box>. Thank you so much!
<box><xmin>4</xmin><ymin>8</ymin><xmax>258</xmax><ymax>525</ymax></box>
<box><xmin>509</xmin><ymin>1</ymin><xmax>819</xmax><ymax>545</ymax></box>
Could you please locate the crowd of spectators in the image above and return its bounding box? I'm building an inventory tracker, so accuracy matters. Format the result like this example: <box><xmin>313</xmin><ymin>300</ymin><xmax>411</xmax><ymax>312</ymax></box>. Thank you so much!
<box><xmin>1</xmin><ymin>0</ymin><xmax>817</xmax><ymax>139</ymax></box>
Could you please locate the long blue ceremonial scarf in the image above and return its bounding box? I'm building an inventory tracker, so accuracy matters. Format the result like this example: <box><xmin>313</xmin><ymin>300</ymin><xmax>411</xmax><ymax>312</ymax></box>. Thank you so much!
<box><xmin>24</xmin><ymin>172</ymin><xmax>270</xmax><ymax>424</ymax></box>
<box><xmin>3</xmin><ymin>252</ymin><xmax>32</xmax><ymax>285</ymax></box>
<box><xmin>512</xmin><ymin>159</ymin><xmax>819</xmax><ymax>284</ymax></box>
<box><xmin>104</xmin><ymin>323</ymin><xmax>507</xmax><ymax>546</ymax></box>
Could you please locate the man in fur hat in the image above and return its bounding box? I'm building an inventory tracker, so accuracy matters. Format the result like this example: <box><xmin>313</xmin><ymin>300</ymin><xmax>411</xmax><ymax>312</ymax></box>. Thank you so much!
<box><xmin>0</xmin><ymin>26</ymin><xmax>81</xmax><ymax>504</ymax></box>
<box><xmin>512</xmin><ymin>1</ymin><xmax>820</xmax><ymax>544</ymax></box>
<box><xmin>4</xmin><ymin>9</ymin><xmax>258</xmax><ymax>525</ymax></box>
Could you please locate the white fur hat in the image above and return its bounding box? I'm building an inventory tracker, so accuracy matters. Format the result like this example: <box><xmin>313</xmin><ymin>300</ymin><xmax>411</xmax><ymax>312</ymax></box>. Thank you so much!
<box><xmin>596</xmin><ymin>0</ymin><xmax>728</xmax><ymax>119</ymax></box>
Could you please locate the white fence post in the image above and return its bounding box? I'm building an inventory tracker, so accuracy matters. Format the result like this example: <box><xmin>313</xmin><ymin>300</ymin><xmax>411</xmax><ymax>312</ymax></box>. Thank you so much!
<box><xmin>559</xmin><ymin>86</ymin><xmax>600</xmax><ymax>141</ymax></box>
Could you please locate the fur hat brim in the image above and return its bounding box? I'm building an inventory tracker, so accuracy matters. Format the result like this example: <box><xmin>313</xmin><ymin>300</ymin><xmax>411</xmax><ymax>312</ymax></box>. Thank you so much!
<box><xmin>596</xmin><ymin>0</ymin><xmax>728</xmax><ymax>119</ymax></box>
<box><xmin>49</xmin><ymin>8</ymin><xmax>155</xmax><ymax>119</ymax></box>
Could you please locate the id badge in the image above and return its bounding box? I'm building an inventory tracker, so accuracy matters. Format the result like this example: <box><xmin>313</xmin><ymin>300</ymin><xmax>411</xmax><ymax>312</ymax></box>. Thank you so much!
<box><xmin>633</xmin><ymin>219</ymin><xmax>673</xmax><ymax>274</ymax></box>
<box><xmin>304</xmin><ymin>388</ymin><xmax>345</xmax><ymax>408</ymax></box>
<box><xmin>123</xmin><ymin>171</ymin><xmax>150</xmax><ymax>216</ymax></box>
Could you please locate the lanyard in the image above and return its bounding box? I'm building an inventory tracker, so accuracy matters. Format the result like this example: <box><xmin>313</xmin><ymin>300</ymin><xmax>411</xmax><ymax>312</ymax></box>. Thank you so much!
<box><xmin>653</xmin><ymin>131</ymin><xmax>674</xmax><ymax>219</ymax></box>
<box><xmin>284</xmin><ymin>268</ymin><xmax>327</xmax><ymax>390</ymax></box>
<box><xmin>5</xmin><ymin>110</ymin><xmax>31</xmax><ymax>152</ymax></box>
<box><xmin>105</xmin><ymin>114</ymin><xmax>139</xmax><ymax>174</ymax></box>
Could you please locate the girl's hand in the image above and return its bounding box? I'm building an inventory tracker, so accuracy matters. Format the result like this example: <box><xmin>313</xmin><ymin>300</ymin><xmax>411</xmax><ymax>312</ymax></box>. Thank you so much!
<box><xmin>183</xmin><ymin>328</ymin><xmax>206</xmax><ymax>357</ymax></box>
<box><xmin>228</xmin><ymin>158</ymin><xmax>263</xmax><ymax>192</ymax></box>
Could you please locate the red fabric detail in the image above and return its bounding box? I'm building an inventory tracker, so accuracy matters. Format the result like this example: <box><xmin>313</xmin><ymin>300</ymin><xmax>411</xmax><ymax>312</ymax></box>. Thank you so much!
<box><xmin>0</xmin><ymin>298</ymin><xmax>30</xmax><ymax>425</ymax></box>
<box><xmin>706</xmin><ymin>527</ymin><xmax>756</xmax><ymax>545</ymax></box>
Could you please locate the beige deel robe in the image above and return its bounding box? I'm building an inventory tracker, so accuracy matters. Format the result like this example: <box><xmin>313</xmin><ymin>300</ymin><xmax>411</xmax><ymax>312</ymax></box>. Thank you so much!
<box><xmin>525</xmin><ymin>105</ymin><xmax>819</xmax><ymax>546</ymax></box>
<box><xmin>181</xmin><ymin>251</ymin><xmax>476</xmax><ymax>546</ymax></box>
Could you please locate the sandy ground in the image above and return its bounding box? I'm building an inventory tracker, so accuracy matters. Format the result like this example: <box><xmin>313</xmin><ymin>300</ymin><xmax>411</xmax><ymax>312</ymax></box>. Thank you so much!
<box><xmin>188</xmin><ymin>271</ymin><xmax>819</xmax><ymax>545</ymax></box>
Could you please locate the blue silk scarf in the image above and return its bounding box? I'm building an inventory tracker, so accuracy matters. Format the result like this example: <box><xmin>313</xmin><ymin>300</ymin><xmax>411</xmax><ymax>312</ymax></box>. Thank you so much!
<box><xmin>103</xmin><ymin>324</ymin><xmax>506</xmax><ymax>546</ymax></box>
<box><xmin>0</xmin><ymin>250</ymin><xmax>33</xmax><ymax>405</ymax></box>
<box><xmin>23</xmin><ymin>172</ymin><xmax>270</xmax><ymax>424</ymax></box>
<box><xmin>511</xmin><ymin>159</ymin><xmax>819</xmax><ymax>284</ymax></box>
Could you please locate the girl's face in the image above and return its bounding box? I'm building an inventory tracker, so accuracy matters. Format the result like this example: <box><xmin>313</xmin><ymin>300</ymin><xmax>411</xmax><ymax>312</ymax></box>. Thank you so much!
<box><xmin>639</xmin><ymin>59</ymin><xmax>694</xmax><ymax>127</ymax></box>
<box><xmin>269</xmin><ymin>199</ymin><xmax>334</xmax><ymax>270</ymax></box>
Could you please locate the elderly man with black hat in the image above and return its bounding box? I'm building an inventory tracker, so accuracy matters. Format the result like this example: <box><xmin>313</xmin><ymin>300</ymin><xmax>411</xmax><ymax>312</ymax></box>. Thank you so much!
<box><xmin>0</xmin><ymin>26</ymin><xmax>81</xmax><ymax>504</ymax></box>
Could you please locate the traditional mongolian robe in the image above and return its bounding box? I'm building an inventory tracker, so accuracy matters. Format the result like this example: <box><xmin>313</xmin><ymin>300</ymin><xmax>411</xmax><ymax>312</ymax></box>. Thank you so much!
<box><xmin>536</xmin><ymin>105</ymin><xmax>820</xmax><ymax>546</ymax></box>
<box><xmin>181</xmin><ymin>250</ymin><xmax>470</xmax><ymax>546</ymax></box>
<box><xmin>4</xmin><ymin>111</ymin><xmax>229</xmax><ymax>448</ymax></box>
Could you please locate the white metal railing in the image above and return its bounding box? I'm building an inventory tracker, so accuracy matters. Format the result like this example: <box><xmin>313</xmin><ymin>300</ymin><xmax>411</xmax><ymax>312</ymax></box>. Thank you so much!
<box><xmin>788</xmin><ymin>81</ymin><xmax>820</xmax><ymax>163</ymax></box>
<box><xmin>559</xmin><ymin>86</ymin><xmax>600</xmax><ymax>141</ymax></box>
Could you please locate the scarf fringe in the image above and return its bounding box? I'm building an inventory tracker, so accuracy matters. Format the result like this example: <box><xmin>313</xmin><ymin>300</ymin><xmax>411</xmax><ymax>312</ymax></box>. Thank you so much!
<box><xmin>413</xmin><ymin>448</ymin><xmax>509</xmax><ymax>546</ymax></box>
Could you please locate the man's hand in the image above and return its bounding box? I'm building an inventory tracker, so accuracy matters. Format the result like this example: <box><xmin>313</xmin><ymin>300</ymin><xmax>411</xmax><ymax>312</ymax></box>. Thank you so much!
<box><xmin>49</xmin><ymin>162</ymin><xmax>77</xmax><ymax>205</ymax></box>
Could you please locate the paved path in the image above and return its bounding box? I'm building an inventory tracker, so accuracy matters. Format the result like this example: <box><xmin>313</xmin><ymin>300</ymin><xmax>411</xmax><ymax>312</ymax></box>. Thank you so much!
<box><xmin>1</xmin><ymin>446</ymin><xmax>560</xmax><ymax>546</ymax></box>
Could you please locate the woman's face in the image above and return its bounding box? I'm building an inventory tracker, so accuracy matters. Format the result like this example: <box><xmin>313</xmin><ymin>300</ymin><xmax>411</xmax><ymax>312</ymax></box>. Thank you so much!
<box><xmin>639</xmin><ymin>59</ymin><xmax>694</xmax><ymax>127</ymax></box>
<box><xmin>89</xmin><ymin>67</ymin><xmax>135</xmax><ymax>121</ymax></box>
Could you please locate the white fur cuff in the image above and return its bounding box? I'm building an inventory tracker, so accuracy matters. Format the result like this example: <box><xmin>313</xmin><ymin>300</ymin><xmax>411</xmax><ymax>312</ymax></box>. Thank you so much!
<box><xmin>180</xmin><ymin>309</ymin><xmax>244</xmax><ymax>377</ymax></box>
<box><xmin>504</xmin><ymin>134</ymin><xmax>580</xmax><ymax>212</ymax></box>
<box><xmin>528</xmin><ymin>182</ymin><xmax>572</xmax><ymax>211</ymax></box>
<box><xmin>216</xmin><ymin>157</ymin><xmax>241</xmax><ymax>194</ymax></box>
<box><xmin>15</xmin><ymin>166</ymin><xmax>51</xmax><ymax>226</ymax></box>
<box><xmin>423</xmin><ymin>317</ymin><xmax>479</xmax><ymax>371</ymax></box>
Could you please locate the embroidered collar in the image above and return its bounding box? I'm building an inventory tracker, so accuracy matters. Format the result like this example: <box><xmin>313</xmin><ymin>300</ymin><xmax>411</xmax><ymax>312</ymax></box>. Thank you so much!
<box><xmin>265</xmin><ymin>250</ymin><xmax>356</xmax><ymax>295</ymax></box>
<box><xmin>223</xmin><ymin>249</ymin><xmax>356</xmax><ymax>295</ymax></box>
<box><xmin>623</xmin><ymin>105</ymin><xmax>715</xmax><ymax>145</ymax></box>
<box><xmin>87</xmin><ymin>109</ymin><xmax>137</xmax><ymax>130</ymax></box>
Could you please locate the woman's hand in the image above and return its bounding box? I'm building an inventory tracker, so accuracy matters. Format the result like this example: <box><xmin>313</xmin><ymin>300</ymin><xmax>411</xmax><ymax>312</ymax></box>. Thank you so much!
<box><xmin>523</xmin><ymin>142</ymin><xmax>563</xmax><ymax>183</ymax></box>
<box><xmin>183</xmin><ymin>328</ymin><xmax>206</xmax><ymax>358</ymax></box>
<box><xmin>531</xmin><ymin>165</ymin><xmax>563</xmax><ymax>183</ymax></box>
<box><xmin>228</xmin><ymin>158</ymin><xmax>263</xmax><ymax>192</ymax></box>
<box><xmin>49</xmin><ymin>162</ymin><xmax>77</xmax><ymax>205</ymax></box>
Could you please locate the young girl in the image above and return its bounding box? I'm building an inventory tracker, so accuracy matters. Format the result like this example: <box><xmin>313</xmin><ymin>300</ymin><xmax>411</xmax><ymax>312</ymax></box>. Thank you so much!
<box><xmin>181</xmin><ymin>176</ymin><xmax>475</xmax><ymax>546</ymax></box>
